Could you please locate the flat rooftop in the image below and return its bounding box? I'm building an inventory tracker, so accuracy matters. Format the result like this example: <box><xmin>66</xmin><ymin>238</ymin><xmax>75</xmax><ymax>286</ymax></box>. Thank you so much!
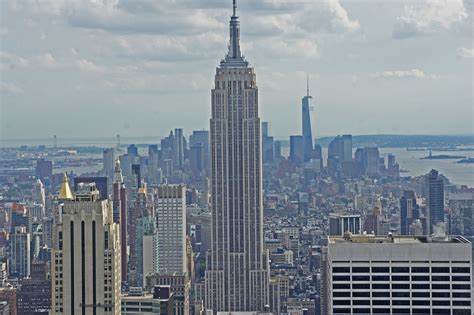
<box><xmin>329</xmin><ymin>234</ymin><xmax>471</xmax><ymax>244</ymax></box>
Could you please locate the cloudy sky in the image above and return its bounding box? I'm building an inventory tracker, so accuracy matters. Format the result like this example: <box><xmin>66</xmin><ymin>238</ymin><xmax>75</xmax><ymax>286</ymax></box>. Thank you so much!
<box><xmin>1</xmin><ymin>0</ymin><xmax>472</xmax><ymax>141</ymax></box>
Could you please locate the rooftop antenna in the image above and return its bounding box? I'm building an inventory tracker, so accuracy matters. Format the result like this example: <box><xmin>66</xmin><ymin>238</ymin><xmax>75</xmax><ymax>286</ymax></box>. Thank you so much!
<box><xmin>117</xmin><ymin>134</ymin><xmax>121</xmax><ymax>152</ymax></box>
<box><xmin>307</xmin><ymin>74</ymin><xmax>310</xmax><ymax>97</ymax></box>
<box><xmin>53</xmin><ymin>135</ymin><xmax>57</xmax><ymax>149</ymax></box>
<box><xmin>233</xmin><ymin>0</ymin><xmax>237</xmax><ymax>17</ymax></box>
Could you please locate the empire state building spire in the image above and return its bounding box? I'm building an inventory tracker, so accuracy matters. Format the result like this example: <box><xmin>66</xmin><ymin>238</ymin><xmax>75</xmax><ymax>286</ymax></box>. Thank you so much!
<box><xmin>222</xmin><ymin>0</ymin><xmax>247</xmax><ymax>67</ymax></box>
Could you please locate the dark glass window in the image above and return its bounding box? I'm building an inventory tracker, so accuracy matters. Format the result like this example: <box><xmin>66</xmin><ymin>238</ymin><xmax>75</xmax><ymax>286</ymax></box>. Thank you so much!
<box><xmin>372</xmin><ymin>275</ymin><xmax>389</xmax><ymax>281</ymax></box>
<box><xmin>412</xmin><ymin>283</ymin><xmax>429</xmax><ymax>289</ymax></box>
<box><xmin>333</xmin><ymin>267</ymin><xmax>350</xmax><ymax>273</ymax></box>
<box><xmin>353</xmin><ymin>291</ymin><xmax>370</xmax><ymax>297</ymax></box>
<box><xmin>392</xmin><ymin>300</ymin><xmax>410</xmax><ymax>305</ymax></box>
<box><xmin>373</xmin><ymin>291</ymin><xmax>390</xmax><ymax>297</ymax></box>
<box><xmin>373</xmin><ymin>300</ymin><xmax>390</xmax><ymax>305</ymax></box>
<box><xmin>412</xmin><ymin>292</ymin><xmax>429</xmax><ymax>297</ymax></box>
<box><xmin>353</xmin><ymin>283</ymin><xmax>370</xmax><ymax>289</ymax></box>
<box><xmin>431</xmin><ymin>267</ymin><xmax>449</xmax><ymax>273</ymax></box>
<box><xmin>333</xmin><ymin>283</ymin><xmax>350</xmax><ymax>289</ymax></box>
<box><xmin>333</xmin><ymin>275</ymin><xmax>350</xmax><ymax>281</ymax></box>
<box><xmin>393</xmin><ymin>308</ymin><xmax>410</xmax><ymax>313</ymax></box>
<box><xmin>352</xmin><ymin>267</ymin><xmax>370</xmax><ymax>273</ymax></box>
<box><xmin>452</xmin><ymin>276</ymin><xmax>470</xmax><ymax>281</ymax></box>
<box><xmin>333</xmin><ymin>300</ymin><xmax>350</xmax><ymax>305</ymax></box>
<box><xmin>412</xmin><ymin>275</ymin><xmax>429</xmax><ymax>281</ymax></box>
<box><xmin>432</xmin><ymin>275</ymin><xmax>450</xmax><ymax>281</ymax></box>
<box><xmin>352</xmin><ymin>275</ymin><xmax>369</xmax><ymax>281</ymax></box>
<box><xmin>392</xmin><ymin>291</ymin><xmax>410</xmax><ymax>298</ymax></box>
<box><xmin>412</xmin><ymin>267</ymin><xmax>429</xmax><ymax>273</ymax></box>
<box><xmin>432</xmin><ymin>300</ymin><xmax>450</xmax><ymax>306</ymax></box>
<box><xmin>452</xmin><ymin>267</ymin><xmax>470</xmax><ymax>273</ymax></box>
<box><xmin>353</xmin><ymin>300</ymin><xmax>370</xmax><ymax>305</ymax></box>
<box><xmin>432</xmin><ymin>292</ymin><xmax>450</xmax><ymax>298</ymax></box>
<box><xmin>453</xmin><ymin>301</ymin><xmax>471</xmax><ymax>306</ymax></box>
<box><xmin>413</xmin><ymin>300</ymin><xmax>430</xmax><ymax>305</ymax></box>
<box><xmin>334</xmin><ymin>291</ymin><xmax>350</xmax><ymax>297</ymax></box>
<box><xmin>372</xmin><ymin>283</ymin><xmax>390</xmax><ymax>289</ymax></box>
<box><xmin>392</xmin><ymin>283</ymin><xmax>409</xmax><ymax>289</ymax></box>
<box><xmin>391</xmin><ymin>266</ymin><xmax>409</xmax><ymax>273</ymax></box>
<box><xmin>371</xmin><ymin>267</ymin><xmax>389</xmax><ymax>273</ymax></box>
<box><xmin>353</xmin><ymin>309</ymin><xmax>370</xmax><ymax>314</ymax></box>
<box><xmin>391</xmin><ymin>275</ymin><xmax>409</xmax><ymax>281</ymax></box>
<box><xmin>453</xmin><ymin>292</ymin><xmax>471</xmax><ymax>298</ymax></box>
<box><xmin>452</xmin><ymin>284</ymin><xmax>470</xmax><ymax>289</ymax></box>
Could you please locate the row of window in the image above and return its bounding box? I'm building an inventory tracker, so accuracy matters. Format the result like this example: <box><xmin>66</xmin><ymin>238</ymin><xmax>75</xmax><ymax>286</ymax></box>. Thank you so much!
<box><xmin>333</xmin><ymin>283</ymin><xmax>471</xmax><ymax>290</ymax></box>
<box><xmin>333</xmin><ymin>308</ymin><xmax>471</xmax><ymax>315</ymax></box>
<box><xmin>334</xmin><ymin>291</ymin><xmax>471</xmax><ymax>298</ymax></box>
<box><xmin>333</xmin><ymin>275</ymin><xmax>471</xmax><ymax>282</ymax></box>
<box><xmin>333</xmin><ymin>266</ymin><xmax>470</xmax><ymax>273</ymax></box>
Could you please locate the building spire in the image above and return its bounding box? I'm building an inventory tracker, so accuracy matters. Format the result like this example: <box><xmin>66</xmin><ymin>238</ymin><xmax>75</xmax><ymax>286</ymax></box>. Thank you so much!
<box><xmin>228</xmin><ymin>0</ymin><xmax>241</xmax><ymax>59</ymax></box>
<box><xmin>307</xmin><ymin>74</ymin><xmax>310</xmax><ymax>97</ymax></box>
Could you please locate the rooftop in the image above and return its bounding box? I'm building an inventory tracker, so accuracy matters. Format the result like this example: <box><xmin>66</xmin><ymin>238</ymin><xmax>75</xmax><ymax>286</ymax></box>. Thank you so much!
<box><xmin>329</xmin><ymin>234</ymin><xmax>471</xmax><ymax>244</ymax></box>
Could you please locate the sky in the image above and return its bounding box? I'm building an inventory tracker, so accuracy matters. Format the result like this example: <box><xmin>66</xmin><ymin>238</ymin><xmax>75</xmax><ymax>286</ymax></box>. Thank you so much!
<box><xmin>0</xmin><ymin>0</ymin><xmax>473</xmax><ymax>141</ymax></box>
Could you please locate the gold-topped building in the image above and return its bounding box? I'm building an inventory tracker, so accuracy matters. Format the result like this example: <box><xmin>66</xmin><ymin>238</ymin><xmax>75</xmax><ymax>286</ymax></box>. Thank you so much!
<box><xmin>52</xmin><ymin>182</ymin><xmax>121</xmax><ymax>315</ymax></box>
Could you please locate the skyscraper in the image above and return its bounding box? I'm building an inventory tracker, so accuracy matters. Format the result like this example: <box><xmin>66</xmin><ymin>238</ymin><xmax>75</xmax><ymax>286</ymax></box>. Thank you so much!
<box><xmin>400</xmin><ymin>190</ymin><xmax>419</xmax><ymax>235</ymax></box>
<box><xmin>113</xmin><ymin>160</ymin><xmax>128</xmax><ymax>282</ymax></box>
<box><xmin>302</xmin><ymin>77</ymin><xmax>313</xmax><ymax>162</ymax></box>
<box><xmin>174</xmin><ymin>128</ymin><xmax>185</xmax><ymax>170</ymax></box>
<box><xmin>52</xmin><ymin>176</ymin><xmax>121</xmax><ymax>315</ymax></box>
<box><xmin>103</xmin><ymin>148</ymin><xmax>115</xmax><ymax>191</ymax></box>
<box><xmin>205</xmin><ymin>0</ymin><xmax>269</xmax><ymax>310</ymax></box>
<box><xmin>8</xmin><ymin>226</ymin><xmax>30</xmax><ymax>279</ymax></box>
<box><xmin>427</xmin><ymin>169</ymin><xmax>445</xmax><ymax>235</ymax></box>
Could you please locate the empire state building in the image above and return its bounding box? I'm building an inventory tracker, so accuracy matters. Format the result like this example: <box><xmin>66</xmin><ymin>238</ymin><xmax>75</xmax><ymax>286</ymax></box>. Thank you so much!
<box><xmin>205</xmin><ymin>0</ymin><xmax>269</xmax><ymax>311</ymax></box>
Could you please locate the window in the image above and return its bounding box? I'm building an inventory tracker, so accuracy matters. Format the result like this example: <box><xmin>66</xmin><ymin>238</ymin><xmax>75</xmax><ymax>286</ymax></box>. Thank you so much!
<box><xmin>391</xmin><ymin>266</ymin><xmax>409</xmax><ymax>273</ymax></box>
<box><xmin>372</xmin><ymin>267</ymin><xmax>389</xmax><ymax>273</ymax></box>
<box><xmin>352</xmin><ymin>267</ymin><xmax>369</xmax><ymax>273</ymax></box>
<box><xmin>412</xmin><ymin>267</ymin><xmax>429</xmax><ymax>273</ymax></box>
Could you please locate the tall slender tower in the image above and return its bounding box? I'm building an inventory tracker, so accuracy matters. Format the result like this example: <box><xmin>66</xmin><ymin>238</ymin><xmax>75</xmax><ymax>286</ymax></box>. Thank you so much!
<box><xmin>302</xmin><ymin>75</ymin><xmax>314</xmax><ymax>162</ymax></box>
<box><xmin>205</xmin><ymin>0</ymin><xmax>269</xmax><ymax>310</ymax></box>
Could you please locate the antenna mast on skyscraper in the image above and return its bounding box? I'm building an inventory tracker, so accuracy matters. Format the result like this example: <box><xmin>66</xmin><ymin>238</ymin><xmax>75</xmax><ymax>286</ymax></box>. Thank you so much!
<box><xmin>233</xmin><ymin>0</ymin><xmax>237</xmax><ymax>16</ymax></box>
<box><xmin>116</xmin><ymin>134</ymin><xmax>121</xmax><ymax>152</ymax></box>
<box><xmin>307</xmin><ymin>74</ymin><xmax>310</xmax><ymax>97</ymax></box>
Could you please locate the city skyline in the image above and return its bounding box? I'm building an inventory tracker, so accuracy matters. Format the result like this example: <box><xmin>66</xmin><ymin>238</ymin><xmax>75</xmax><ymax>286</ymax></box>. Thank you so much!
<box><xmin>1</xmin><ymin>0</ymin><xmax>473</xmax><ymax>140</ymax></box>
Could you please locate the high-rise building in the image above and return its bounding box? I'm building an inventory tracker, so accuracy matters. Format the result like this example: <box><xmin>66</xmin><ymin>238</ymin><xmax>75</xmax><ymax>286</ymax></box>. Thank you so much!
<box><xmin>302</xmin><ymin>79</ymin><xmax>314</xmax><ymax>163</ymax></box>
<box><xmin>427</xmin><ymin>169</ymin><xmax>445</xmax><ymax>235</ymax></box>
<box><xmin>51</xmin><ymin>176</ymin><xmax>121</xmax><ymax>315</ymax></box>
<box><xmin>155</xmin><ymin>185</ymin><xmax>187</xmax><ymax>274</ymax></box>
<box><xmin>134</xmin><ymin>184</ymin><xmax>157</xmax><ymax>287</ymax></box>
<box><xmin>36</xmin><ymin>159</ymin><xmax>52</xmax><ymax>181</ymax></box>
<box><xmin>448</xmin><ymin>191</ymin><xmax>474</xmax><ymax>236</ymax></box>
<box><xmin>289</xmin><ymin>135</ymin><xmax>304</xmax><ymax>165</ymax></box>
<box><xmin>8</xmin><ymin>226</ymin><xmax>30</xmax><ymax>278</ymax></box>
<box><xmin>262</xmin><ymin>122</ymin><xmax>275</xmax><ymax>164</ymax></box>
<box><xmin>174</xmin><ymin>128</ymin><xmax>185</xmax><ymax>171</ymax></box>
<box><xmin>205</xmin><ymin>0</ymin><xmax>269</xmax><ymax>310</ymax></box>
<box><xmin>400</xmin><ymin>190</ymin><xmax>420</xmax><ymax>235</ymax></box>
<box><xmin>321</xmin><ymin>234</ymin><xmax>472</xmax><ymax>315</ymax></box>
<box><xmin>103</xmin><ymin>148</ymin><xmax>115</xmax><ymax>192</ymax></box>
<box><xmin>113</xmin><ymin>160</ymin><xmax>128</xmax><ymax>282</ymax></box>
<box><xmin>342</xmin><ymin>135</ymin><xmax>352</xmax><ymax>161</ymax></box>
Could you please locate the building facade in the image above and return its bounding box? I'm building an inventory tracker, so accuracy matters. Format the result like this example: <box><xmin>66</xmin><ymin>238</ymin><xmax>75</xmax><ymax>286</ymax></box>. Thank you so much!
<box><xmin>205</xmin><ymin>1</ymin><xmax>269</xmax><ymax>310</ymax></box>
<box><xmin>321</xmin><ymin>234</ymin><xmax>472</xmax><ymax>315</ymax></box>
<box><xmin>52</xmin><ymin>177</ymin><xmax>121</xmax><ymax>315</ymax></box>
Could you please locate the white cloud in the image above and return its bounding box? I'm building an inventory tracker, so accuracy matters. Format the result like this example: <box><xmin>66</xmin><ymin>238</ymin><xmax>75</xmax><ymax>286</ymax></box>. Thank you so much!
<box><xmin>75</xmin><ymin>59</ymin><xmax>104</xmax><ymax>73</ymax></box>
<box><xmin>393</xmin><ymin>0</ymin><xmax>469</xmax><ymax>39</ymax></box>
<box><xmin>457</xmin><ymin>47</ymin><xmax>474</xmax><ymax>58</ymax></box>
<box><xmin>33</xmin><ymin>53</ymin><xmax>57</xmax><ymax>67</ymax></box>
<box><xmin>371</xmin><ymin>69</ymin><xmax>438</xmax><ymax>79</ymax></box>
<box><xmin>0</xmin><ymin>82</ymin><xmax>24</xmax><ymax>94</ymax></box>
